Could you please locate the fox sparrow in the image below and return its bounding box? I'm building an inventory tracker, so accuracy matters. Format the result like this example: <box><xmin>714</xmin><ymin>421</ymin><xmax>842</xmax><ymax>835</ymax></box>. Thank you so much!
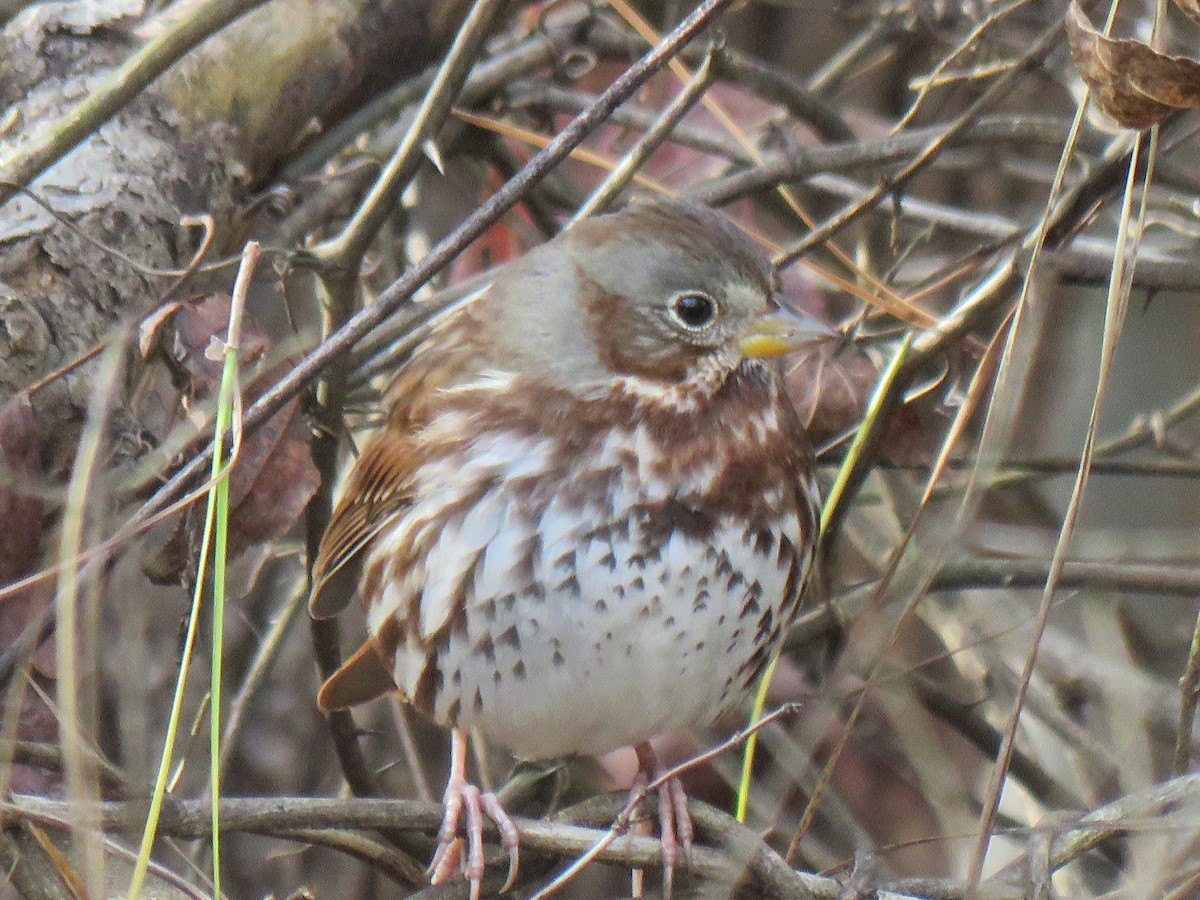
<box><xmin>310</xmin><ymin>197</ymin><xmax>825</xmax><ymax>896</ymax></box>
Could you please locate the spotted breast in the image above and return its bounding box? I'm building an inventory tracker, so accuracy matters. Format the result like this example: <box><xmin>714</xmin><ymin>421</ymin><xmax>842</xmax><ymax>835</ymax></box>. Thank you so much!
<box><xmin>356</xmin><ymin>361</ymin><xmax>816</xmax><ymax>760</ymax></box>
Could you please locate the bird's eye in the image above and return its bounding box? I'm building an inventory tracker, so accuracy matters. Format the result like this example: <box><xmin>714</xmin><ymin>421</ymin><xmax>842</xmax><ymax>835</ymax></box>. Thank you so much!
<box><xmin>669</xmin><ymin>292</ymin><xmax>718</xmax><ymax>330</ymax></box>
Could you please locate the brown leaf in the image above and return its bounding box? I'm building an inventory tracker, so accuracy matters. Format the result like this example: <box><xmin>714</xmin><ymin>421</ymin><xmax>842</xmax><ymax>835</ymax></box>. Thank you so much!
<box><xmin>141</xmin><ymin>518</ymin><xmax>189</xmax><ymax>586</ymax></box>
<box><xmin>787</xmin><ymin>345</ymin><xmax>878</xmax><ymax>448</ymax></box>
<box><xmin>170</xmin><ymin>293</ymin><xmax>268</xmax><ymax>401</ymax></box>
<box><xmin>223</xmin><ymin>396</ymin><xmax>319</xmax><ymax>559</ymax></box>
<box><xmin>1067</xmin><ymin>0</ymin><xmax>1200</xmax><ymax>128</ymax></box>
<box><xmin>143</xmin><ymin>400</ymin><xmax>319</xmax><ymax>581</ymax></box>
<box><xmin>26</xmin><ymin>823</ymin><xmax>87</xmax><ymax>897</ymax></box>
<box><xmin>0</xmin><ymin>396</ymin><xmax>52</xmax><ymax>661</ymax></box>
<box><xmin>142</xmin><ymin>294</ymin><xmax>318</xmax><ymax>582</ymax></box>
<box><xmin>786</xmin><ymin>343</ymin><xmax>945</xmax><ymax>468</ymax></box>
<box><xmin>174</xmin><ymin>292</ymin><xmax>318</xmax><ymax>557</ymax></box>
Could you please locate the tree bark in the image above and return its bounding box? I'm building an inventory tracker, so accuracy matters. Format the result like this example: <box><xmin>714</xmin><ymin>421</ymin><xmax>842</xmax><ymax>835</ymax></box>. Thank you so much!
<box><xmin>0</xmin><ymin>0</ymin><xmax>470</xmax><ymax>451</ymax></box>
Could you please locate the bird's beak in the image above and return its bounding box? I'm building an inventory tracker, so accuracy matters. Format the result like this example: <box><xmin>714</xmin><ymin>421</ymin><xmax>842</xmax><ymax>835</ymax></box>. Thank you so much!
<box><xmin>738</xmin><ymin>307</ymin><xmax>836</xmax><ymax>359</ymax></box>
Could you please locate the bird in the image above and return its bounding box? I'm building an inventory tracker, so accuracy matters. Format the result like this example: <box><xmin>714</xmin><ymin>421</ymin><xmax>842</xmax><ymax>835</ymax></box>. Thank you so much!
<box><xmin>309</xmin><ymin>196</ymin><xmax>826</xmax><ymax>898</ymax></box>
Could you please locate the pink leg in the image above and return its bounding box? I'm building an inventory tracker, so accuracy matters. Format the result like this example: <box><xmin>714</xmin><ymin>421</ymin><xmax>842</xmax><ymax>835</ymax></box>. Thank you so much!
<box><xmin>633</xmin><ymin>742</ymin><xmax>694</xmax><ymax>899</ymax></box>
<box><xmin>428</xmin><ymin>729</ymin><xmax>520</xmax><ymax>899</ymax></box>
<box><xmin>629</xmin><ymin>760</ymin><xmax>651</xmax><ymax>899</ymax></box>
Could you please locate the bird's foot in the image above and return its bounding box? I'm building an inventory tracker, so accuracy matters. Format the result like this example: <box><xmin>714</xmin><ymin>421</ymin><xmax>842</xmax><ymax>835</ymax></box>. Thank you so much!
<box><xmin>429</xmin><ymin>729</ymin><xmax>519</xmax><ymax>900</ymax></box>
<box><xmin>631</xmin><ymin>741</ymin><xmax>694</xmax><ymax>898</ymax></box>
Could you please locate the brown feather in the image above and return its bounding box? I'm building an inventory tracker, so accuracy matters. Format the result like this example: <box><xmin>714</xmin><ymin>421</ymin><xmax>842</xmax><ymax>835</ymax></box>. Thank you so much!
<box><xmin>317</xmin><ymin>638</ymin><xmax>395</xmax><ymax>710</ymax></box>
<box><xmin>309</xmin><ymin>427</ymin><xmax>415</xmax><ymax>619</ymax></box>
<box><xmin>309</xmin><ymin>303</ymin><xmax>491</xmax><ymax>620</ymax></box>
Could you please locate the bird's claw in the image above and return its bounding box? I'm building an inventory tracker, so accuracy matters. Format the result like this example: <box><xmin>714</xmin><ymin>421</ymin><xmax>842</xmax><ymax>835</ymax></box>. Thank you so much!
<box><xmin>653</xmin><ymin>774</ymin><xmax>694</xmax><ymax>898</ymax></box>
<box><xmin>481</xmin><ymin>790</ymin><xmax>521</xmax><ymax>890</ymax></box>
<box><xmin>631</xmin><ymin>742</ymin><xmax>694</xmax><ymax>899</ymax></box>
<box><xmin>429</xmin><ymin>775</ymin><xmax>519</xmax><ymax>898</ymax></box>
<box><xmin>664</xmin><ymin>775</ymin><xmax>694</xmax><ymax>866</ymax></box>
<box><xmin>428</xmin><ymin>835</ymin><xmax>463</xmax><ymax>888</ymax></box>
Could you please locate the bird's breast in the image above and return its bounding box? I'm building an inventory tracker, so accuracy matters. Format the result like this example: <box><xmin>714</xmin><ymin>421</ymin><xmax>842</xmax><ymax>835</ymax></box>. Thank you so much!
<box><xmin>363</xmin><ymin>385</ymin><xmax>815</xmax><ymax>760</ymax></box>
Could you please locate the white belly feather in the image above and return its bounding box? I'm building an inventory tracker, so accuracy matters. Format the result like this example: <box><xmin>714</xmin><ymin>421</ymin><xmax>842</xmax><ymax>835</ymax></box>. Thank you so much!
<box><xmin>368</xmin><ymin>419</ymin><xmax>807</xmax><ymax>761</ymax></box>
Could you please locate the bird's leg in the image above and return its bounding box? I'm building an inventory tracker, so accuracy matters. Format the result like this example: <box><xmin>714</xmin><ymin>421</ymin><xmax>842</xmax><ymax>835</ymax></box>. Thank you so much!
<box><xmin>629</xmin><ymin>757</ymin><xmax>651</xmax><ymax>899</ymax></box>
<box><xmin>633</xmin><ymin>741</ymin><xmax>694</xmax><ymax>898</ymax></box>
<box><xmin>429</xmin><ymin>728</ymin><xmax>520</xmax><ymax>899</ymax></box>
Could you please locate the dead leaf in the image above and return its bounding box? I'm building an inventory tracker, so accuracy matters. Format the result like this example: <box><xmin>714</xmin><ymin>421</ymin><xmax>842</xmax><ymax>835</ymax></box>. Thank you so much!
<box><xmin>787</xmin><ymin>345</ymin><xmax>877</xmax><ymax>448</ymax></box>
<box><xmin>1067</xmin><ymin>0</ymin><xmax>1200</xmax><ymax>128</ymax></box>
<box><xmin>142</xmin><ymin>518</ymin><xmax>189</xmax><ymax>586</ymax></box>
<box><xmin>142</xmin><ymin>396</ymin><xmax>318</xmax><ymax>582</ymax></box>
<box><xmin>786</xmin><ymin>343</ymin><xmax>945</xmax><ymax>468</ymax></box>
<box><xmin>170</xmin><ymin>293</ymin><xmax>267</xmax><ymax>400</ymax></box>
<box><xmin>0</xmin><ymin>394</ymin><xmax>53</xmax><ymax>665</ymax></box>
<box><xmin>141</xmin><ymin>295</ymin><xmax>318</xmax><ymax>582</ymax></box>
<box><xmin>26</xmin><ymin>823</ymin><xmax>87</xmax><ymax>897</ymax></box>
<box><xmin>222</xmin><ymin>396</ymin><xmax>319</xmax><ymax>559</ymax></box>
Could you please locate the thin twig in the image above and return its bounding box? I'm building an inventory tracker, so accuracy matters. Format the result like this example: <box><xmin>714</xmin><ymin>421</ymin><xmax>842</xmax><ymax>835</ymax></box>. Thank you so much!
<box><xmin>573</xmin><ymin>42</ymin><xmax>720</xmax><ymax>220</ymax></box>
<box><xmin>689</xmin><ymin>116</ymin><xmax>1091</xmax><ymax>207</ymax></box>
<box><xmin>774</xmin><ymin>16</ymin><xmax>1068</xmax><ymax>267</ymax></box>
<box><xmin>506</xmin><ymin>79</ymin><xmax>748</xmax><ymax>161</ymax></box>
<box><xmin>216</xmin><ymin>568</ymin><xmax>307</xmax><ymax>779</ymax></box>
<box><xmin>993</xmin><ymin>772</ymin><xmax>1200</xmax><ymax>879</ymax></box>
<box><xmin>531</xmin><ymin>703</ymin><xmax>803</xmax><ymax>899</ymax></box>
<box><xmin>1174</xmin><ymin>605</ymin><xmax>1200</xmax><ymax>774</ymax></box>
<box><xmin>892</xmin><ymin>0</ymin><xmax>1037</xmax><ymax>132</ymax></box>
<box><xmin>304</xmin><ymin>0</ymin><xmax>511</xmax><ymax>272</ymax></box>
<box><xmin>283</xmin><ymin>2</ymin><xmax>611</xmax><ymax>182</ymax></box>
<box><xmin>965</xmin><ymin>123</ymin><xmax>1151</xmax><ymax>892</ymax></box>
